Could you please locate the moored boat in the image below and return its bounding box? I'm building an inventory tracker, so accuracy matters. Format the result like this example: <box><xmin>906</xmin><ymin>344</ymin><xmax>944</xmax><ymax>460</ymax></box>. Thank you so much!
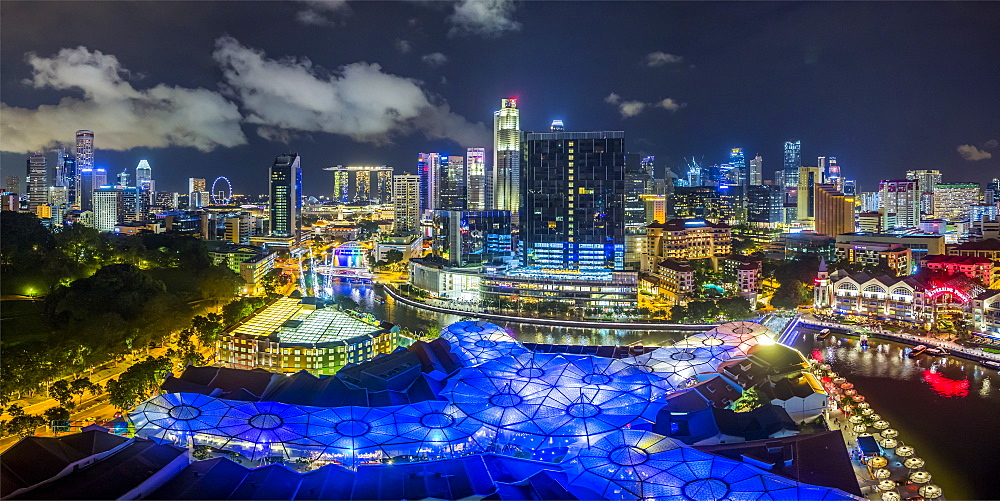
<box><xmin>817</xmin><ymin>328</ymin><xmax>831</xmax><ymax>340</ymax></box>
<box><xmin>981</xmin><ymin>360</ymin><xmax>1000</xmax><ymax>371</ymax></box>
<box><xmin>908</xmin><ymin>345</ymin><xmax>928</xmax><ymax>358</ymax></box>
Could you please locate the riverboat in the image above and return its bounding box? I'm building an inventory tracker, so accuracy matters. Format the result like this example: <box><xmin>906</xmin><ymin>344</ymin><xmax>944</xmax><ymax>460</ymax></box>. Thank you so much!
<box><xmin>925</xmin><ymin>346</ymin><xmax>949</xmax><ymax>357</ymax></box>
<box><xmin>909</xmin><ymin>345</ymin><xmax>928</xmax><ymax>358</ymax></box>
<box><xmin>859</xmin><ymin>333</ymin><xmax>869</xmax><ymax>347</ymax></box>
<box><xmin>981</xmin><ymin>360</ymin><xmax>1000</xmax><ymax>371</ymax></box>
<box><xmin>817</xmin><ymin>328</ymin><xmax>831</xmax><ymax>340</ymax></box>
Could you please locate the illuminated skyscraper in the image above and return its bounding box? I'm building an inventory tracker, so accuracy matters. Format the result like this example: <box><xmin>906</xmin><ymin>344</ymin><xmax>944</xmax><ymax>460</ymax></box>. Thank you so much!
<box><xmin>492</xmin><ymin>98</ymin><xmax>520</xmax><ymax>220</ymax></box>
<box><xmin>93</xmin><ymin>187</ymin><xmax>124</xmax><ymax>232</ymax></box>
<box><xmin>641</xmin><ymin>156</ymin><xmax>655</xmax><ymax>192</ymax></box>
<box><xmin>54</xmin><ymin>148</ymin><xmax>67</xmax><ymax>188</ymax></box>
<box><xmin>797</xmin><ymin>166</ymin><xmax>821</xmax><ymax>228</ymax></box>
<box><xmin>188</xmin><ymin>177</ymin><xmax>206</xmax><ymax>209</ymax></box>
<box><xmin>324</xmin><ymin>165</ymin><xmax>393</xmax><ymax>205</ymax></box>
<box><xmin>269</xmin><ymin>154</ymin><xmax>302</xmax><ymax>239</ymax></box>
<box><xmin>933</xmin><ymin>183</ymin><xmax>980</xmax><ymax>221</ymax></box>
<box><xmin>729</xmin><ymin>148</ymin><xmax>747</xmax><ymax>188</ymax></box>
<box><xmin>439</xmin><ymin>154</ymin><xmax>466</xmax><ymax>211</ymax></box>
<box><xmin>521</xmin><ymin>130</ymin><xmax>638</xmax><ymax>270</ymax></box>
<box><xmin>136</xmin><ymin>160</ymin><xmax>153</xmax><ymax>192</ymax></box>
<box><xmin>392</xmin><ymin>174</ymin><xmax>420</xmax><ymax>235</ymax></box>
<box><xmin>75</xmin><ymin>130</ymin><xmax>94</xmax><ymax>172</ymax></box>
<box><xmin>878</xmin><ymin>179</ymin><xmax>920</xmax><ymax>228</ymax></box>
<box><xmin>466</xmin><ymin>148</ymin><xmax>486</xmax><ymax>210</ymax></box>
<box><xmin>783</xmin><ymin>140</ymin><xmax>801</xmax><ymax>187</ymax></box>
<box><xmin>749</xmin><ymin>155</ymin><xmax>763</xmax><ymax>185</ymax></box>
<box><xmin>906</xmin><ymin>169</ymin><xmax>943</xmax><ymax>215</ymax></box>
<box><xmin>986</xmin><ymin>178</ymin><xmax>1000</xmax><ymax>206</ymax></box>
<box><xmin>26</xmin><ymin>153</ymin><xmax>47</xmax><ymax>213</ymax></box>
<box><xmin>814</xmin><ymin>184</ymin><xmax>855</xmax><ymax>237</ymax></box>
<box><xmin>417</xmin><ymin>152</ymin><xmax>441</xmax><ymax>214</ymax></box>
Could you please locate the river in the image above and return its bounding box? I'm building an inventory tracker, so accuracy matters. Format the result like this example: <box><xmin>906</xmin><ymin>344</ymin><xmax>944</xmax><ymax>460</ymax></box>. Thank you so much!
<box><xmin>338</xmin><ymin>284</ymin><xmax>1000</xmax><ymax>500</ymax></box>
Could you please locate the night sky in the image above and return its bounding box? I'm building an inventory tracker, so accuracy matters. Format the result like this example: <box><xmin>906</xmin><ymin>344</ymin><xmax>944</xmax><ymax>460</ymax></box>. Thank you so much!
<box><xmin>2</xmin><ymin>1</ymin><xmax>998</xmax><ymax>197</ymax></box>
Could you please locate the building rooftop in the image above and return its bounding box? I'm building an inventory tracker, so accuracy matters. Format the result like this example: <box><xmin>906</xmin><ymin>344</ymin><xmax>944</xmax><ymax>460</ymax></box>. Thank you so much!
<box><xmin>648</xmin><ymin>218</ymin><xmax>731</xmax><ymax>230</ymax></box>
<box><xmin>952</xmin><ymin>238</ymin><xmax>1000</xmax><ymax>251</ymax></box>
<box><xmin>277</xmin><ymin>307</ymin><xmax>383</xmax><ymax>346</ymax></box>
<box><xmin>922</xmin><ymin>254</ymin><xmax>993</xmax><ymax>265</ymax></box>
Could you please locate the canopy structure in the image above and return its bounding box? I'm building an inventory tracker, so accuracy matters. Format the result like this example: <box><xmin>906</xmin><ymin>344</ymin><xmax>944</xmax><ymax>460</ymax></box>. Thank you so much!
<box><xmin>621</xmin><ymin>346</ymin><xmax>729</xmax><ymax>388</ymax></box>
<box><xmin>563</xmin><ymin>430</ymin><xmax>857</xmax><ymax>501</ymax></box>
<box><xmin>440</xmin><ymin>320</ymin><xmax>529</xmax><ymax>366</ymax></box>
<box><xmin>673</xmin><ymin>321</ymin><xmax>776</xmax><ymax>358</ymax></box>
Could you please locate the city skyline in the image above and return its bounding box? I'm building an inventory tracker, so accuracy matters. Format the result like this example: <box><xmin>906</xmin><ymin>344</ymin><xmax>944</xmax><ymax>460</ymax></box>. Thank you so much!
<box><xmin>1</xmin><ymin>2</ymin><xmax>998</xmax><ymax>195</ymax></box>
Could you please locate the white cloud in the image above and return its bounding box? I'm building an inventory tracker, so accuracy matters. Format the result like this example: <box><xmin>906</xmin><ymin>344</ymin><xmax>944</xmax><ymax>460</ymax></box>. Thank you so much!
<box><xmin>604</xmin><ymin>92</ymin><xmax>684</xmax><ymax>118</ymax></box>
<box><xmin>212</xmin><ymin>36</ymin><xmax>488</xmax><ymax>146</ymax></box>
<box><xmin>394</xmin><ymin>39</ymin><xmax>413</xmax><ymax>54</ymax></box>
<box><xmin>657</xmin><ymin>98</ymin><xmax>683</xmax><ymax>111</ymax></box>
<box><xmin>618</xmin><ymin>101</ymin><xmax>646</xmax><ymax>118</ymax></box>
<box><xmin>421</xmin><ymin>52</ymin><xmax>449</xmax><ymax>67</ymax></box>
<box><xmin>957</xmin><ymin>144</ymin><xmax>992</xmax><ymax>161</ymax></box>
<box><xmin>296</xmin><ymin>0</ymin><xmax>350</xmax><ymax>26</ymax></box>
<box><xmin>0</xmin><ymin>46</ymin><xmax>246</xmax><ymax>153</ymax></box>
<box><xmin>985</xmin><ymin>139</ymin><xmax>998</xmax><ymax>149</ymax></box>
<box><xmin>645</xmin><ymin>51</ymin><xmax>684</xmax><ymax>67</ymax></box>
<box><xmin>448</xmin><ymin>0</ymin><xmax>521</xmax><ymax>38</ymax></box>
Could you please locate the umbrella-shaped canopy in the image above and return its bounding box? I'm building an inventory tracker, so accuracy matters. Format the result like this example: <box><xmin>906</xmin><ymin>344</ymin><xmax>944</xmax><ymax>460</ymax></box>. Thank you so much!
<box><xmin>919</xmin><ymin>484</ymin><xmax>943</xmax><ymax>499</ymax></box>
<box><xmin>849</xmin><ymin>415</ymin><xmax>865</xmax><ymax>424</ymax></box>
<box><xmin>857</xmin><ymin>402</ymin><xmax>870</xmax><ymax>409</ymax></box>
<box><xmin>904</xmin><ymin>457</ymin><xmax>925</xmax><ymax>469</ymax></box>
<box><xmin>895</xmin><ymin>445</ymin><xmax>915</xmax><ymax>457</ymax></box>
<box><xmin>873</xmin><ymin>420</ymin><xmax>890</xmax><ymax>430</ymax></box>
<box><xmin>441</xmin><ymin>321</ymin><xmax>529</xmax><ymax>366</ymax></box>
<box><xmin>675</xmin><ymin>322</ymin><xmax>775</xmax><ymax>358</ymax></box>
<box><xmin>880</xmin><ymin>438</ymin><xmax>898</xmax><ymax>449</ymax></box>
<box><xmin>873</xmin><ymin>468</ymin><xmax>891</xmax><ymax>479</ymax></box>
<box><xmin>563</xmin><ymin>430</ymin><xmax>857</xmax><ymax>501</ymax></box>
<box><xmin>131</xmin><ymin>392</ymin><xmax>230</xmax><ymax>440</ymax></box>
<box><xmin>909</xmin><ymin>471</ymin><xmax>932</xmax><ymax>483</ymax></box>
<box><xmin>881</xmin><ymin>490</ymin><xmax>901</xmax><ymax>501</ymax></box>
<box><xmin>379</xmin><ymin>400</ymin><xmax>493</xmax><ymax>458</ymax></box>
<box><xmin>841</xmin><ymin>382</ymin><xmax>855</xmax><ymax>390</ymax></box>
<box><xmin>621</xmin><ymin>346</ymin><xmax>728</xmax><ymax>388</ymax></box>
<box><xmin>216</xmin><ymin>400</ymin><xmax>317</xmax><ymax>449</ymax></box>
<box><xmin>867</xmin><ymin>456</ymin><xmax>889</xmax><ymax>468</ymax></box>
<box><xmin>878</xmin><ymin>479</ymin><xmax>897</xmax><ymax>491</ymax></box>
<box><xmin>852</xmin><ymin>424</ymin><xmax>868</xmax><ymax>433</ymax></box>
<box><xmin>881</xmin><ymin>428</ymin><xmax>898</xmax><ymax>439</ymax></box>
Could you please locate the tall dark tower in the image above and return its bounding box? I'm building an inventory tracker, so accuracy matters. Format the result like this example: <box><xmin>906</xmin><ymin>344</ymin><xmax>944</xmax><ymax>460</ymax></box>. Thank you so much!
<box><xmin>269</xmin><ymin>153</ymin><xmax>302</xmax><ymax>240</ymax></box>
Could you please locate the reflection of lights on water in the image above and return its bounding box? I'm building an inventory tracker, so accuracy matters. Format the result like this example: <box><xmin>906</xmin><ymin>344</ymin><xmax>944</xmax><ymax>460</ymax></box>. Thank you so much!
<box><xmin>921</xmin><ymin>369</ymin><xmax>969</xmax><ymax>398</ymax></box>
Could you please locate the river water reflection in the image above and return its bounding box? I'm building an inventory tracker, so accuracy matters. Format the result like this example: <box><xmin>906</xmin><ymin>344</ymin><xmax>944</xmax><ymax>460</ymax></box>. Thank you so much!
<box><xmin>789</xmin><ymin>327</ymin><xmax>1000</xmax><ymax>501</ymax></box>
<box><xmin>340</xmin><ymin>284</ymin><xmax>1000</xmax><ymax>500</ymax></box>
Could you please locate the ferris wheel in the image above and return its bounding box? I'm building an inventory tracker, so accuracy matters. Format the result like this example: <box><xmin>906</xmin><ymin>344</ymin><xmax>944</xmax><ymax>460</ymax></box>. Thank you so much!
<box><xmin>211</xmin><ymin>176</ymin><xmax>233</xmax><ymax>205</ymax></box>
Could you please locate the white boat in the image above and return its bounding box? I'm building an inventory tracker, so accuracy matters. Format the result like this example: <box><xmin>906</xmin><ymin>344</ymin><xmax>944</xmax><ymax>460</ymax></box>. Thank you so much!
<box><xmin>925</xmin><ymin>346</ymin><xmax>949</xmax><ymax>357</ymax></box>
<box><xmin>908</xmin><ymin>345</ymin><xmax>927</xmax><ymax>358</ymax></box>
<box><xmin>817</xmin><ymin>328</ymin><xmax>831</xmax><ymax>340</ymax></box>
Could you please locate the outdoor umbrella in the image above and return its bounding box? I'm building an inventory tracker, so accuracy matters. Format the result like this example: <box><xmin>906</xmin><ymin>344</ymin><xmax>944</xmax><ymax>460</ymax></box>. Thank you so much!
<box><xmin>878</xmin><ymin>480</ymin><xmax>897</xmax><ymax>491</ymax></box>
<box><xmin>881</xmin><ymin>428</ymin><xmax>898</xmax><ymax>438</ymax></box>
<box><xmin>857</xmin><ymin>402</ymin><xmax>870</xmax><ymax>409</ymax></box>
<box><xmin>849</xmin><ymin>415</ymin><xmax>865</xmax><ymax>424</ymax></box>
<box><xmin>873</xmin><ymin>421</ymin><xmax>890</xmax><ymax>430</ymax></box>
<box><xmin>853</xmin><ymin>424</ymin><xmax>868</xmax><ymax>433</ymax></box>
<box><xmin>909</xmin><ymin>471</ymin><xmax>932</xmax><ymax>483</ymax></box>
<box><xmin>840</xmin><ymin>382</ymin><xmax>854</xmax><ymax>390</ymax></box>
<box><xmin>880</xmin><ymin>491</ymin><xmax>901</xmax><ymax>501</ymax></box>
<box><xmin>880</xmin><ymin>438</ymin><xmax>898</xmax><ymax>448</ymax></box>
<box><xmin>919</xmin><ymin>484</ymin><xmax>943</xmax><ymax>499</ymax></box>
<box><xmin>895</xmin><ymin>445</ymin><xmax>915</xmax><ymax>457</ymax></box>
<box><xmin>867</xmin><ymin>456</ymin><xmax>888</xmax><ymax>468</ymax></box>
<box><xmin>873</xmin><ymin>468</ymin><xmax>891</xmax><ymax>479</ymax></box>
<box><xmin>903</xmin><ymin>457</ymin><xmax>925</xmax><ymax>469</ymax></box>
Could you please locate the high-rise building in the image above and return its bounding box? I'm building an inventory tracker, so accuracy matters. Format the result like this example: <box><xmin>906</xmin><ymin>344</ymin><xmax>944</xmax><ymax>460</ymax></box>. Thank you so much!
<box><xmin>46</xmin><ymin>186</ymin><xmax>69</xmax><ymax>227</ymax></box>
<box><xmin>985</xmin><ymin>178</ymin><xmax>1000</xmax><ymax>206</ymax></box>
<box><xmin>796</xmin><ymin>166</ymin><xmax>822</xmax><ymax>228</ymax></box>
<box><xmin>640</xmin><ymin>156</ymin><xmax>655</xmax><ymax>192</ymax></box>
<box><xmin>136</xmin><ymin>160</ymin><xmax>153</xmax><ymax>192</ymax></box>
<box><xmin>814</xmin><ymin>184</ymin><xmax>855</xmax><ymax>237</ymax></box>
<box><xmin>62</xmin><ymin>156</ymin><xmax>77</xmax><ymax>205</ymax></box>
<box><xmin>324</xmin><ymin>165</ymin><xmax>393</xmax><ymax>205</ymax></box>
<box><xmin>117</xmin><ymin>170</ymin><xmax>130</xmax><ymax>187</ymax></box>
<box><xmin>783</xmin><ymin>140</ymin><xmax>801</xmax><ymax>187</ymax></box>
<box><xmin>78</xmin><ymin>169</ymin><xmax>95</xmax><ymax>210</ymax></box>
<box><xmin>93</xmin><ymin>187</ymin><xmax>124</xmax><ymax>232</ymax></box>
<box><xmin>550</xmin><ymin>120</ymin><xmax>564</xmax><ymax>132</ymax></box>
<box><xmin>729</xmin><ymin>148</ymin><xmax>747</xmax><ymax>188</ymax></box>
<box><xmin>878</xmin><ymin>179</ymin><xmax>920</xmax><ymax>228</ymax></box>
<box><xmin>826</xmin><ymin>157</ymin><xmax>841</xmax><ymax>189</ymax></box>
<box><xmin>392</xmin><ymin>174</ymin><xmax>420</xmax><ymax>235</ymax></box>
<box><xmin>75</xmin><ymin>130</ymin><xmax>94</xmax><ymax>172</ymax></box>
<box><xmin>842</xmin><ymin>179</ymin><xmax>857</xmax><ymax>197</ymax></box>
<box><xmin>417</xmin><ymin>152</ymin><xmax>441</xmax><ymax>214</ymax></box>
<box><xmin>26</xmin><ymin>153</ymin><xmax>47</xmax><ymax>213</ymax></box>
<box><xmin>906</xmin><ymin>169</ymin><xmax>942</xmax><ymax>215</ymax></box>
<box><xmin>5</xmin><ymin>176</ymin><xmax>19</xmax><ymax>195</ymax></box>
<box><xmin>439</xmin><ymin>154</ymin><xmax>466</xmax><ymax>211</ymax></box>
<box><xmin>492</xmin><ymin>98</ymin><xmax>520</xmax><ymax>220</ymax></box>
<box><xmin>933</xmin><ymin>183</ymin><xmax>981</xmax><ymax>221</ymax></box>
<box><xmin>749</xmin><ymin>155</ymin><xmax>763</xmax><ymax>185</ymax></box>
<box><xmin>54</xmin><ymin>148</ymin><xmax>67</xmax><ymax>188</ymax></box>
<box><xmin>640</xmin><ymin>194</ymin><xmax>668</xmax><ymax>224</ymax></box>
<box><xmin>466</xmin><ymin>148</ymin><xmax>486</xmax><ymax>211</ymax></box>
<box><xmin>188</xmin><ymin>177</ymin><xmax>206</xmax><ymax>209</ymax></box>
<box><xmin>92</xmin><ymin>168</ymin><xmax>107</xmax><ymax>189</ymax></box>
<box><xmin>268</xmin><ymin>154</ymin><xmax>302</xmax><ymax>239</ymax></box>
<box><xmin>746</xmin><ymin>185</ymin><xmax>784</xmax><ymax>227</ymax></box>
<box><xmin>671</xmin><ymin>186</ymin><xmax>727</xmax><ymax>222</ymax></box>
<box><xmin>521</xmin><ymin>130</ymin><xmax>638</xmax><ymax>270</ymax></box>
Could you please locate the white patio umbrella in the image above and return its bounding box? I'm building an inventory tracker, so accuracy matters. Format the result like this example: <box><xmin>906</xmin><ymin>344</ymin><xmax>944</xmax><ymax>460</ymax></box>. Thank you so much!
<box><xmin>849</xmin><ymin>415</ymin><xmax>865</xmax><ymax>424</ymax></box>
<box><xmin>873</xmin><ymin>468</ymin><xmax>892</xmax><ymax>479</ymax></box>
<box><xmin>880</xmin><ymin>438</ymin><xmax>898</xmax><ymax>448</ymax></box>
<box><xmin>867</xmin><ymin>456</ymin><xmax>888</xmax><ymax>468</ymax></box>
<box><xmin>857</xmin><ymin>402</ymin><xmax>870</xmax><ymax>409</ymax></box>
<box><xmin>895</xmin><ymin>445</ymin><xmax>915</xmax><ymax>457</ymax></box>
<box><xmin>853</xmin><ymin>424</ymin><xmax>868</xmax><ymax>433</ymax></box>
<box><xmin>881</xmin><ymin>428</ymin><xmax>898</xmax><ymax>438</ymax></box>
<box><xmin>919</xmin><ymin>484</ymin><xmax>943</xmax><ymax>499</ymax></box>
<box><xmin>903</xmin><ymin>457</ymin><xmax>925</xmax><ymax>469</ymax></box>
<box><xmin>880</xmin><ymin>491</ymin><xmax>901</xmax><ymax>501</ymax></box>
<box><xmin>878</xmin><ymin>479</ymin><xmax>897</xmax><ymax>491</ymax></box>
<box><xmin>873</xmin><ymin>421</ymin><xmax>890</xmax><ymax>430</ymax></box>
<box><xmin>861</xmin><ymin>408</ymin><xmax>874</xmax><ymax>416</ymax></box>
<box><xmin>910</xmin><ymin>471</ymin><xmax>932</xmax><ymax>483</ymax></box>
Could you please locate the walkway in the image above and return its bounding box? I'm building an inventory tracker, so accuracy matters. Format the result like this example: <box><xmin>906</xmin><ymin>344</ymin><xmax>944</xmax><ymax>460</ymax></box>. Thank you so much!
<box><xmin>382</xmin><ymin>284</ymin><xmax>719</xmax><ymax>331</ymax></box>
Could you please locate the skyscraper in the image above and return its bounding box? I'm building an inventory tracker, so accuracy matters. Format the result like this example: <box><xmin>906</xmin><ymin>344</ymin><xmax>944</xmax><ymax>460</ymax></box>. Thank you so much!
<box><xmin>746</xmin><ymin>185</ymin><xmax>784</xmax><ymax>227</ymax></box>
<box><xmin>54</xmin><ymin>148</ymin><xmax>67</xmax><ymax>188</ymax></box>
<box><xmin>520</xmin><ymin>130</ymin><xmax>638</xmax><ymax>270</ymax></box>
<box><xmin>783</xmin><ymin>140</ymin><xmax>801</xmax><ymax>187</ymax></box>
<box><xmin>933</xmin><ymin>183</ymin><xmax>980</xmax><ymax>221</ymax></box>
<box><xmin>93</xmin><ymin>187</ymin><xmax>124</xmax><ymax>232</ymax></box>
<box><xmin>189</xmin><ymin>177</ymin><xmax>206</xmax><ymax>209</ymax></box>
<box><xmin>26</xmin><ymin>153</ymin><xmax>47</xmax><ymax>213</ymax></box>
<box><xmin>75</xmin><ymin>130</ymin><xmax>94</xmax><ymax>172</ymax></box>
<box><xmin>729</xmin><ymin>148</ymin><xmax>747</xmax><ymax>188</ymax></box>
<box><xmin>826</xmin><ymin>156</ymin><xmax>841</xmax><ymax>189</ymax></box>
<box><xmin>796</xmin><ymin>166</ymin><xmax>821</xmax><ymax>228</ymax></box>
<box><xmin>814</xmin><ymin>184</ymin><xmax>855</xmax><ymax>237</ymax></box>
<box><xmin>93</xmin><ymin>168</ymin><xmax>107</xmax><ymax>189</ymax></box>
<box><xmin>439</xmin><ymin>154</ymin><xmax>466</xmax><ymax>211</ymax></box>
<box><xmin>62</xmin><ymin>156</ymin><xmax>77</xmax><ymax>205</ymax></box>
<box><xmin>466</xmin><ymin>148</ymin><xmax>486</xmax><ymax>211</ymax></box>
<box><xmin>136</xmin><ymin>160</ymin><xmax>153</xmax><ymax>192</ymax></box>
<box><xmin>4</xmin><ymin>176</ymin><xmax>18</xmax><ymax>195</ymax></box>
<box><xmin>417</xmin><ymin>152</ymin><xmax>441</xmax><ymax>214</ymax></box>
<box><xmin>392</xmin><ymin>174</ymin><xmax>420</xmax><ymax>235</ymax></box>
<box><xmin>906</xmin><ymin>169</ymin><xmax>943</xmax><ymax>215</ymax></box>
<box><xmin>640</xmin><ymin>156</ymin><xmax>655</xmax><ymax>192</ymax></box>
<box><xmin>749</xmin><ymin>155</ymin><xmax>763</xmax><ymax>185</ymax></box>
<box><xmin>323</xmin><ymin>165</ymin><xmax>393</xmax><ymax>205</ymax></box>
<box><xmin>986</xmin><ymin>178</ymin><xmax>1000</xmax><ymax>206</ymax></box>
<box><xmin>268</xmin><ymin>154</ymin><xmax>302</xmax><ymax>239</ymax></box>
<box><xmin>878</xmin><ymin>179</ymin><xmax>920</xmax><ymax>228</ymax></box>
<box><xmin>78</xmin><ymin>169</ymin><xmax>95</xmax><ymax>210</ymax></box>
<box><xmin>493</xmin><ymin>98</ymin><xmax>520</xmax><ymax>220</ymax></box>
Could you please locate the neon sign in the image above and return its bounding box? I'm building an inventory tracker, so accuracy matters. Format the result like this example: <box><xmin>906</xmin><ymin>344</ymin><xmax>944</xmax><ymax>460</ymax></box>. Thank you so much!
<box><xmin>926</xmin><ymin>286</ymin><xmax>970</xmax><ymax>304</ymax></box>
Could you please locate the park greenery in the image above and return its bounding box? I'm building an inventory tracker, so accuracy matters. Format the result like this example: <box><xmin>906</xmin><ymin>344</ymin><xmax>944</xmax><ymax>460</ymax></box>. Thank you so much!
<box><xmin>0</xmin><ymin>211</ymin><xmax>279</xmax><ymax>435</ymax></box>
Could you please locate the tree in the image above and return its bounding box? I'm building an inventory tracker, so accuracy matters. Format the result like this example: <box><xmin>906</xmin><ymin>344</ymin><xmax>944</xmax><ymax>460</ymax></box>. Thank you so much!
<box><xmin>192</xmin><ymin>315</ymin><xmax>224</xmax><ymax>345</ymax></box>
<box><xmin>718</xmin><ymin>297</ymin><xmax>753</xmax><ymax>319</ymax></box>
<box><xmin>70</xmin><ymin>377</ymin><xmax>99</xmax><ymax>406</ymax></box>
<box><xmin>385</xmin><ymin>249</ymin><xmax>404</xmax><ymax>265</ymax></box>
<box><xmin>43</xmin><ymin>406</ymin><xmax>71</xmax><ymax>424</ymax></box>
<box><xmin>197</xmin><ymin>265</ymin><xmax>244</xmax><ymax>304</ymax></box>
<box><xmin>49</xmin><ymin>379</ymin><xmax>76</xmax><ymax>409</ymax></box>
<box><xmin>772</xmin><ymin>279</ymin><xmax>810</xmax><ymax>309</ymax></box>
<box><xmin>105</xmin><ymin>356</ymin><xmax>172</xmax><ymax>411</ymax></box>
